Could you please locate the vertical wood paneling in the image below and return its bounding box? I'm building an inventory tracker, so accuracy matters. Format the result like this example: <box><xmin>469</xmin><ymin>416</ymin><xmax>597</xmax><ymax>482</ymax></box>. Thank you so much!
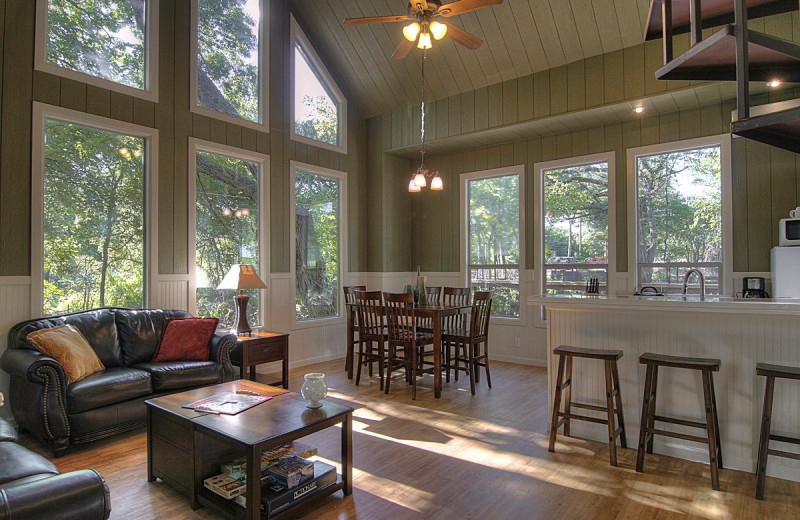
<box><xmin>746</xmin><ymin>140</ymin><xmax>773</xmax><ymax>271</ymax></box>
<box><xmin>33</xmin><ymin>71</ymin><xmax>61</xmax><ymax>106</ymax></box>
<box><xmin>0</xmin><ymin>278</ymin><xmax>32</xmax><ymax>419</ymax></box>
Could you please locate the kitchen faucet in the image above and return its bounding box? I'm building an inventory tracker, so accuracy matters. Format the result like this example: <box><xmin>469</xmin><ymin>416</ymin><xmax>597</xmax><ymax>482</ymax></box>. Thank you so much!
<box><xmin>682</xmin><ymin>268</ymin><xmax>705</xmax><ymax>299</ymax></box>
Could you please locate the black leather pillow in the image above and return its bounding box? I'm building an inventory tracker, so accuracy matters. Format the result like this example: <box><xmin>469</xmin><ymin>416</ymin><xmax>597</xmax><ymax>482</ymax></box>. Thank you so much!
<box><xmin>115</xmin><ymin>309</ymin><xmax>191</xmax><ymax>365</ymax></box>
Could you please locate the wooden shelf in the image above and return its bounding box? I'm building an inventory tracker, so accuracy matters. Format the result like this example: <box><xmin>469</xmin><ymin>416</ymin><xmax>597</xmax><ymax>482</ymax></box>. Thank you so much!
<box><xmin>654</xmin><ymin>25</ymin><xmax>800</xmax><ymax>82</ymax></box>
<box><xmin>644</xmin><ymin>0</ymin><xmax>797</xmax><ymax>41</ymax></box>
<box><xmin>731</xmin><ymin>99</ymin><xmax>800</xmax><ymax>154</ymax></box>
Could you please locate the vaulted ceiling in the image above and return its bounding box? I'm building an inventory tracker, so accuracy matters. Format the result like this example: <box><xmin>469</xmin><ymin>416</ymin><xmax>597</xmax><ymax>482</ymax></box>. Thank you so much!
<box><xmin>290</xmin><ymin>0</ymin><xmax>654</xmax><ymax>119</ymax></box>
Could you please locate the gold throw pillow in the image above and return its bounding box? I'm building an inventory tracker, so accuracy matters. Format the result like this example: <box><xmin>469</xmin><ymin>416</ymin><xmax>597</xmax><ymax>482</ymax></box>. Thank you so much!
<box><xmin>26</xmin><ymin>325</ymin><xmax>105</xmax><ymax>384</ymax></box>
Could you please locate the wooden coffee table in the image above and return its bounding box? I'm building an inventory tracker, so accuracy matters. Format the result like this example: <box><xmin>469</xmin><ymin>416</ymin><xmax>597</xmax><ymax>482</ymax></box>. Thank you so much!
<box><xmin>146</xmin><ymin>380</ymin><xmax>353</xmax><ymax>520</ymax></box>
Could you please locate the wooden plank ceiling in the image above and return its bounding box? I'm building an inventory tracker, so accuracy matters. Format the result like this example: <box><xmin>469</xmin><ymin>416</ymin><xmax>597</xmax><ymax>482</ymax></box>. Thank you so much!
<box><xmin>290</xmin><ymin>0</ymin><xmax>654</xmax><ymax>119</ymax></box>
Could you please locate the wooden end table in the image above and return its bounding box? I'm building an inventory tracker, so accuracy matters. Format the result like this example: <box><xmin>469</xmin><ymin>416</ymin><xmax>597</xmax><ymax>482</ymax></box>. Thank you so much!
<box><xmin>235</xmin><ymin>331</ymin><xmax>289</xmax><ymax>388</ymax></box>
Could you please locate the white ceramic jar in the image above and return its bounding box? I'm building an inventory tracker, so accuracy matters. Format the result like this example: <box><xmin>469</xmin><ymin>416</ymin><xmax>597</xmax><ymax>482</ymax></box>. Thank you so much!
<box><xmin>300</xmin><ymin>373</ymin><xmax>328</xmax><ymax>408</ymax></box>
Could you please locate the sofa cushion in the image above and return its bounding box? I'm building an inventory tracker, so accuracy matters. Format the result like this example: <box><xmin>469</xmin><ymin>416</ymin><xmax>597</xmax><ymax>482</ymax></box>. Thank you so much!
<box><xmin>0</xmin><ymin>417</ymin><xmax>18</xmax><ymax>443</ymax></box>
<box><xmin>26</xmin><ymin>325</ymin><xmax>106</xmax><ymax>384</ymax></box>
<box><xmin>132</xmin><ymin>361</ymin><xmax>223</xmax><ymax>391</ymax></box>
<box><xmin>0</xmin><ymin>442</ymin><xmax>59</xmax><ymax>485</ymax></box>
<box><xmin>151</xmin><ymin>317</ymin><xmax>218</xmax><ymax>362</ymax></box>
<box><xmin>67</xmin><ymin>367</ymin><xmax>153</xmax><ymax>414</ymax></box>
<box><xmin>115</xmin><ymin>309</ymin><xmax>191</xmax><ymax>366</ymax></box>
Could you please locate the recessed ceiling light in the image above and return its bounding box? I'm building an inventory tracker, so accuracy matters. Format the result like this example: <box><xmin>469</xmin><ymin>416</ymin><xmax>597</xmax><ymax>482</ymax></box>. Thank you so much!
<box><xmin>767</xmin><ymin>80</ymin><xmax>782</xmax><ymax>88</ymax></box>
<box><xmin>633</xmin><ymin>106</ymin><xmax>645</xmax><ymax>114</ymax></box>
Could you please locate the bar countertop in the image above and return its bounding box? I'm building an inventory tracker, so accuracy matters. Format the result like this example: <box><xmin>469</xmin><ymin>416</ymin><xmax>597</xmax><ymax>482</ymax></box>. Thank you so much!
<box><xmin>528</xmin><ymin>293</ymin><xmax>800</xmax><ymax>315</ymax></box>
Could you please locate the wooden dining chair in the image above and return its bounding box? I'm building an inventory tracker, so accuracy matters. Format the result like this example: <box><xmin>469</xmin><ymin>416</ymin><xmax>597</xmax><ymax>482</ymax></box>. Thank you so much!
<box><xmin>343</xmin><ymin>285</ymin><xmax>366</xmax><ymax>375</ymax></box>
<box><xmin>354</xmin><ymin>290</ymin><xmax>387</xmax><ymax>390</ymax></box>
<box><xmin>442</xmin><ymin>291</ymin><xmax>493</xmax><ymax>395</ymax></box>
<box><xmin>441</xmin><ymin>287</ymin><xmax>471</xmax><ymax>382</ymax></box>
<box><xmin>383</xmin><ymin>291</ymin><xmax>435</xmax><ymax>400</ymax></box>
<box><xmin>425</xmin><ymin>286</ymin><xmax>442</xmax><ymax>304</ymax></box>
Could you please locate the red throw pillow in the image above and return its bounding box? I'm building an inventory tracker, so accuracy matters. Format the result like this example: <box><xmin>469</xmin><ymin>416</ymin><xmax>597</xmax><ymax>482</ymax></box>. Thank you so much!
<box><xmin>151</xmin><ymin>317</ymin><xmax>219</xmax><ymax>362</ymax></box>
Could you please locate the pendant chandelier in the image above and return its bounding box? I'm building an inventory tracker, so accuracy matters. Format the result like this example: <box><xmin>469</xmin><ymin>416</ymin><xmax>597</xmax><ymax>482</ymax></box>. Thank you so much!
<box><xmin>408</xmin><ymin>49</ymin><xmax>443</xmax><ymax>193</ymax></box>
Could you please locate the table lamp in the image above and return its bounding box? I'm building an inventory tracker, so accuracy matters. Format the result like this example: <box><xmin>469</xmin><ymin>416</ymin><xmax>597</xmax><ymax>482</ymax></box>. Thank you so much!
<box><xmin>216</xmin><ymin>264</ymin><xmax>268</xmax><ymax>335</ymax></box>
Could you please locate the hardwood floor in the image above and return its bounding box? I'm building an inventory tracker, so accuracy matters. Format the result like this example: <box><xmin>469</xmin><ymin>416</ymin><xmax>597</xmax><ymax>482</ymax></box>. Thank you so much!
<box><xmin>20</xmin><ymin>359</ymin><xmax>800</xmax><ymax>519</ymax></box>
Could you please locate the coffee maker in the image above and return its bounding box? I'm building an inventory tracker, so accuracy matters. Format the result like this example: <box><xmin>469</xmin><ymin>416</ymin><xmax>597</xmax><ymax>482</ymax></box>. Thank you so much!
<box><xmin>742</xmin><ymin>277</ymin><xmax>769</xmax><ymax>298</ymax></box>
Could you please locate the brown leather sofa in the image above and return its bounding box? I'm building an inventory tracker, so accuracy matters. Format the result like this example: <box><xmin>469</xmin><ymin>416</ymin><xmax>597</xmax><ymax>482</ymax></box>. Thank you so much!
<box><xmin>0</xmin><ymin>416</ymin><xmax>110</xmax><ymax>520</ymax></box>
<box><xmin>1</xmin><ymin>308</ymin><xmax>237</xmax><ymax>456</ymax></box>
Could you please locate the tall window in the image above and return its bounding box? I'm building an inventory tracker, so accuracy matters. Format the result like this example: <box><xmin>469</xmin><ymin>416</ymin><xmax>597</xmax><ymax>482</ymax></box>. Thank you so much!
<box><xmin>464</xmin><ymin>167</ymin><xmax>523</xmax><ymax>318</ymax></box>
<box><xmin>540</xmin><ymin>156</ymin><xmax>611</xmax><ymax>295</ymax></box>
<box><xmin>291</xmin><ymin>163</ymin><xmax>345</xmax><ymax>322</ymax></box>
<box><xmin>631</xmin><ymin>137</ymin><xmax>728</xmax><ymax>295</ymax></box>
<box><xmin>35</xmin><ymin>0</ymin><xmax>158</xmax><ymax>99</ymax></box>
<box><xmin>290</xmin><ymin>16</ymin><xmax>347</xmax><ymax>153</ymax></box>
<box><xmin>33</xmin><ymin>105</ymin><xmax>155</xmax><ymax>315</ymax></box>
<box><xmin>191</xmin><ymin>141</ymin><xmax>267</xmax><ymax>328</ymax></box>
<box><xmin>193</xmin><ymin>0</ymin><xmax>266</xmax><ymax>126</ymax></box>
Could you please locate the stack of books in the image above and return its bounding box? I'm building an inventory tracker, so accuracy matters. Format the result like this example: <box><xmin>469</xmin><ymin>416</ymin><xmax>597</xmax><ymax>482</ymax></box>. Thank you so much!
<box><xmin>203</xmin><ymin>441</ymin><xmax>317</xmax><ymax>500</ymax></box>
<box><xmin>233</xmin><ymin>460</ymin><xmax>337</xmax><ymax>516</ymax></box>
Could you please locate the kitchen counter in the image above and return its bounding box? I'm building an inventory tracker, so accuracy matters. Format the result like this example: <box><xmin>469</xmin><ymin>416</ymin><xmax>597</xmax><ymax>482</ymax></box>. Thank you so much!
<box><xmin>528</xmin><ymin>293</ymin><xmax>800</xmax><ymax>315</ymax></box>
<box><xmin>529</xmin><ymin>293</ymin><xmax>800</xmax><ymax>483</ymax></box>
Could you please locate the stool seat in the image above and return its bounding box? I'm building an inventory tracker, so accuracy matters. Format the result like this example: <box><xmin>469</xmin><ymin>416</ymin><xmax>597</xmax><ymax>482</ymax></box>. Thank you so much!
<box><xmin>639</xmin><ymin>352</ymin><xmax>720</xmax><ymax>371</ymax></box>
<box><xmin>553</xmin><ymin>345</ymin><xmax>623</xmax><ymax>360</ymax></box>
<box><xmin>756</xmin><ymin>362</ymin><xmax>800</xmax><ymax>380</ymax></box>
<box><xmin>755</xmin><ymin>362</ymin><xmax>800</xmax><ymax>499</ymax></box>
<box><xmin>549</xmin><ymin>346</ymin><xmax>627</xmax><ymax>466</ymax></box>
<box><xmin>636</xmin><ymin>352</ymin><xmax>723</xmax><ymax>490</ymax></box>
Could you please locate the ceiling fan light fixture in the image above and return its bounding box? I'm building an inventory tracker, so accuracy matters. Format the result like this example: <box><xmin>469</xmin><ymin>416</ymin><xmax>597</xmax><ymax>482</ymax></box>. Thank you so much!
<box><xmin>403</xmin><ymin>22</ymin><xmax>421</xmax><ymax>42</ymax></box>
<box><xmin>417</xmin><ymin>31</ymin><xmax>432</xmax><ymax>49</ymax></box>
<box><xmin>430</xmin><ymin>174</ymin><xmax>443</xmax><ymax>190</ymax></box>
<box><xmin>430</xmin><ymin>21</ymin><xmax>447</xmax><ymax>40</ymax></box>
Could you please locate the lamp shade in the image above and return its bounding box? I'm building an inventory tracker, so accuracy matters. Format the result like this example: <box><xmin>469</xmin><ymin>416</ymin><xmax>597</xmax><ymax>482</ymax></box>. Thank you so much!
<box><xmin>216</xmin><ymin>264</ymin><xmax>268</xmax><ymax>291</ymax></box>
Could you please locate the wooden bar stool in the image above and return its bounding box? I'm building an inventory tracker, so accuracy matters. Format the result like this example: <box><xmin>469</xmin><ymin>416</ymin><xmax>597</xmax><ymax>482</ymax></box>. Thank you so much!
<box><xmin>636</xmin><ymin>353</ymin><xmax>723</xmax><ymax>490</ymax></box>
<box><xmin>548</xmin><ymin>345</ymin><xmax>627</xmax><ymax>466</ymax></box>
<box><xmin>755</xmin><ymin>363</ymin><xmax>800</xmax><ymax>500</ymax></box>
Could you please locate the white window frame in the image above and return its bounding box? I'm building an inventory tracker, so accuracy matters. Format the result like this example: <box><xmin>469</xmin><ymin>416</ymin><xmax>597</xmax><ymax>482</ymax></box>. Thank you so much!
<box><xmin>188</xmin><ymin>138</ymin><xmax>271</xmax><ymax>328</ymax></box>
<box><xmin>460</xmin><ymin>165</ymin><xmax>526</xmax><ymax>324</ymax></box>
<box><xmin>290</xmin><ymin>160</ymin><xmax>348</xmax><ymax>328</ymax></box>
<box><xmin>31</xmin><ymin>102</ymin><xmax>159</xmax><ymax>315</ymax></box>
<box><xmin>190</xmin><ymin>0</ymin><xmax>269</xmax><ymax>130</ymax></box>
<box><xmin>627</xmin><ymin>134</ymin><xmax>733</xmax><ymax>296</ymax></box>
<box><xmin>289</xmin><ymin>15</ymin><xmax>348</xmax><ymax>154</ymax></box>
<box><xmin>534</xmin><ymin>152</ymin><xmax>617</xmax><ymax>296</ymax></box>
<box><xmin>34</xmin><ymin>0</ymin><xmax>159</xmax><ymax>102</ymax></box>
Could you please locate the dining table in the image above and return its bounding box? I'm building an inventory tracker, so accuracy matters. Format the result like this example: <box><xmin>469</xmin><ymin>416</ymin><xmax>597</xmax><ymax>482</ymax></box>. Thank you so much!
<box><xmin>345</xmin><ymin>301</ymin><xmax>472</xmax><ymax>398</ymax></box>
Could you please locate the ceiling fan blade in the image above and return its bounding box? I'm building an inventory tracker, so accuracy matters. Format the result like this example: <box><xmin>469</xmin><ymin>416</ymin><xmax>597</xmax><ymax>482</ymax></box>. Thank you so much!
<box><xmin>442</xmin><ymin>22</ymin><xmax>483</xmax><ymax>50</ymax></box>
<box><xmin>437</xmin><ymin>0</ymin><xmax>503</xmax><ymax>17</ymax></box>
<box><xmin>410</xmin><ymin>0</ymin><xmax>429</xmax><ymax>12</ymax></box>
<box><xmin>344</xmin><ymin>15</ymin><xmax>412</xmax><ymax>26</ymax></box>
<box><xmin>392</xmin><ymin>38</ymin><xmax>415</xmax><ymax>60</ymax></box>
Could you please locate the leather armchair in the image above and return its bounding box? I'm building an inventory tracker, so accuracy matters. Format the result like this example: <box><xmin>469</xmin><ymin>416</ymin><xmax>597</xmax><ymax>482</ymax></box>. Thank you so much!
<box><xmin>0</xmin><ymin>470</ymin><xmax>110</xmax><ymax>520</ymax></box>
<box><xmin>2</xmin><ymin>308</ymin><xmax>237</xmax><ymax>456</ymax></box>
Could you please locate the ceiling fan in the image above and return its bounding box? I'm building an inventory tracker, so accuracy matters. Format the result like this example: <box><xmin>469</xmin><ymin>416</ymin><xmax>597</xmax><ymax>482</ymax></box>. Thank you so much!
<box><xmin>343</xmin><ymin>0</ymin><xmax>503</xmax><ymax>59</ymax></box>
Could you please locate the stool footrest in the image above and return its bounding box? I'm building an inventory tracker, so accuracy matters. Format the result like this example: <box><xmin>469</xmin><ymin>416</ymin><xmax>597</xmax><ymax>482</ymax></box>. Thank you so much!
<box><xmin>648</xmin><ymin>427</ymin><xmax>708</xmax><ymax>444</ymax></box>
<box><xmin>770</xmin><ymin>433</ymin><xmax>800</xmax><ymax>446</ymax></box>
<box><xmin>558</xmin><ymin>412</ymin><xmax>609</xmax><ymax>425</ymax></box>
<box><xmin>654</xmin><ymin>415</ymin><xmax>707</xmax><ymax>430</ymax></box>
<box><xmin>571</xmin><ymin>402</ymin><xmax>610</xmax><ymax>413</ymax></box>
<box><xmin>768</xmin><ymin>448</ymin><xmax>800</xmax><ymax>461</ymax></box>
<box><xmin>557</xmin><ymin>378</ymin><xmax>572</xmax><ymax>391</ymax></box>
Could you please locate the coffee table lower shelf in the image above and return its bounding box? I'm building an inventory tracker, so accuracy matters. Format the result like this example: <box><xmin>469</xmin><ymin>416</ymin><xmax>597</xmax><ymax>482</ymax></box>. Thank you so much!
<box><xmin>198</xmin><ymin>478</ymin><xmax>345</xmax><ymax>519</ymax></box>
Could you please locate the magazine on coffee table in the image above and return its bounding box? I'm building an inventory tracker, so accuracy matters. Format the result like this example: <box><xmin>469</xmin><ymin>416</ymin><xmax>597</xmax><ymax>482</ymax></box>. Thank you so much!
<box><xmin>183</xmin><ymin>392</ymin><xmax>272</xmax><ymax>415</ymax></box>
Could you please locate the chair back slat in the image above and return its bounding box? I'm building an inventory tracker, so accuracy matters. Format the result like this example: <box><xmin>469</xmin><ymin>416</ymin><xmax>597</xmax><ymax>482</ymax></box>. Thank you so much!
<box><xmin>443</xmin><ymin>287</ymin><xmax>471</xmax><ymax>331</ymax></box>
<box><xmin>355</xmin><ymin>290</ymin><xmax>383</xmax><ymax>340</ymax></box>
<box><xmin>383</xmin><ymin>292</ymin><xmax>416</xmax><ymax>344</ymax></box>
<box><xmin>471</xmin><ymin>291</ymin><xmax>493</xmax><ymax>339</ymax></box>
<box><xmin>425</xmin><ymin>286</ymin><xmax>442</xmax><ymax>305</ymax></box>
<box><xmin>343</xmin><ymin>285</ymin><xmax>366</xmax><ymax>305</ymax></box>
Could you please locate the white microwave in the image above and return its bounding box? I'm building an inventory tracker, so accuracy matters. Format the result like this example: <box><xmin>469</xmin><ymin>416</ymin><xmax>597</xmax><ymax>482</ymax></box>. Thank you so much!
<box><xmin>779</xmin><ymin>218</ymin><xmax>800</xmax><ymax>246</ymax></box>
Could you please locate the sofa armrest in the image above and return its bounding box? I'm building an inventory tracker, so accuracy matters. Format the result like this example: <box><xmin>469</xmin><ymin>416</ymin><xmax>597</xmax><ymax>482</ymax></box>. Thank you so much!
<box><xmin>0</xmin><ymin>349</ymin><xmax>70</xmax><ymax>452</ymax></box>
<box><xmin>209</xmin><ymin>331</ymin><xmax>237</xmax><ymax>382</ymax></box>
<box><xmin>0</xmin><ymin>469</ymin><xmax>110</xmax><ymax>520</ymax></box>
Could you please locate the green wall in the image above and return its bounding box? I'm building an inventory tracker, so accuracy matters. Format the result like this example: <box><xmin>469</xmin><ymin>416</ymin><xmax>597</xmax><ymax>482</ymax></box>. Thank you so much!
<box><xmin>0</xmin><ymin>0</ymin><xmax>367</xmax><ymax>277</ymax></box>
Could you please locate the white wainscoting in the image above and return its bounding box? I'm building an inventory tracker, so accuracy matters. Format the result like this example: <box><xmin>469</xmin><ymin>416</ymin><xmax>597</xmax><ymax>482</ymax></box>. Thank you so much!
<box><xmin>545</xmin><ymin>305</ymin><xmax>800</xmax><ymax>482</ymax></box>
<box><xmin>153</xmin><ymin>275</ymin><xmax>190</xmax><ymax>310</ymax></box>
<box><xmin>0</xmin><ymin>277</ymin><xmax>32</xmax><ymax>419</ymax></box>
